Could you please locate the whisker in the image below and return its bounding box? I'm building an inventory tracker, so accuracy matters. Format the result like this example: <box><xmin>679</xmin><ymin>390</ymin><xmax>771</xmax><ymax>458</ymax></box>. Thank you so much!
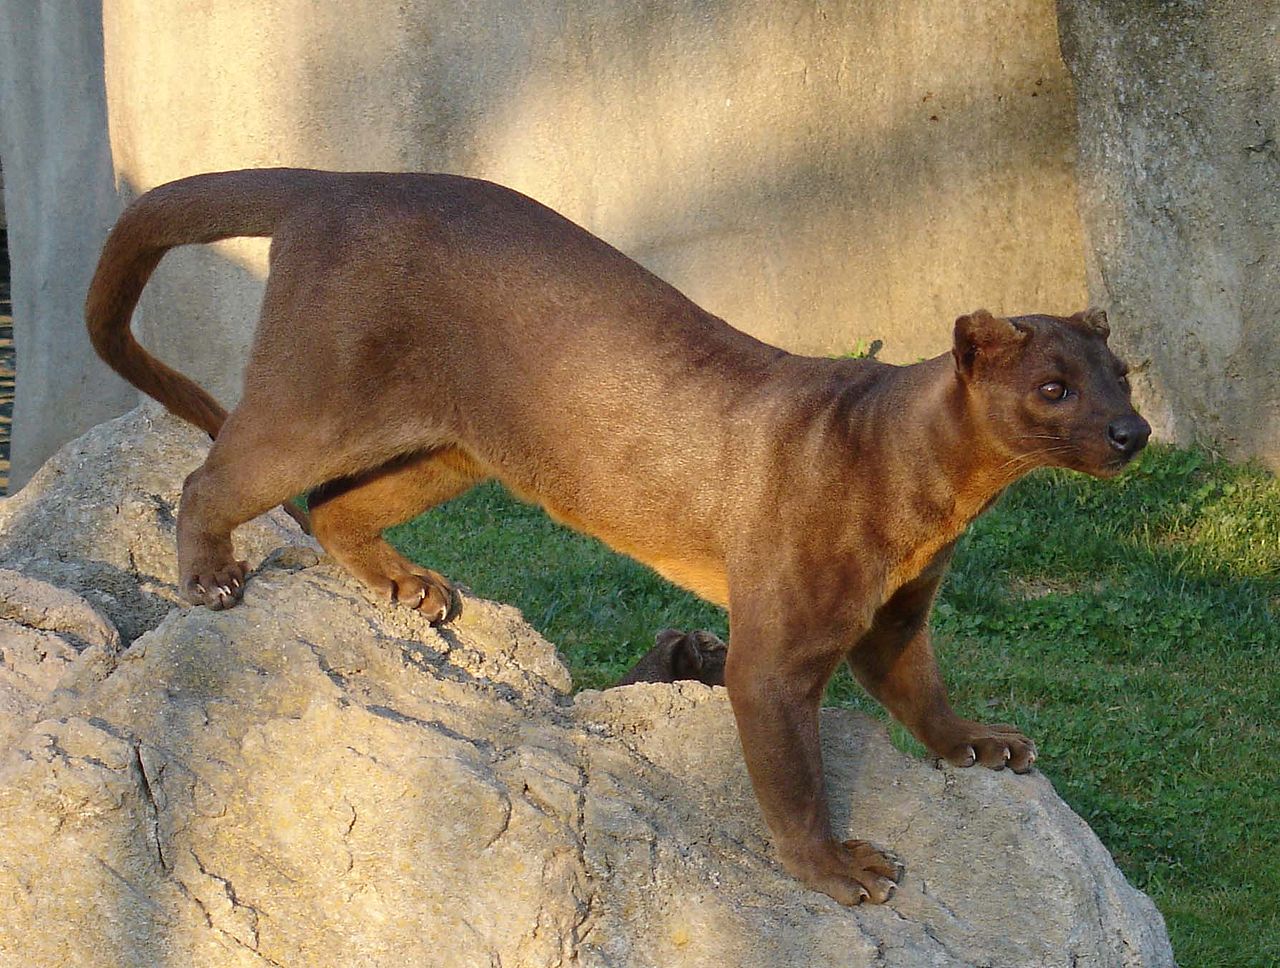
<box><xmin>996</xmin><ymin>444</ymin><xmax>1073</xmax><ymax>478</ymax></box>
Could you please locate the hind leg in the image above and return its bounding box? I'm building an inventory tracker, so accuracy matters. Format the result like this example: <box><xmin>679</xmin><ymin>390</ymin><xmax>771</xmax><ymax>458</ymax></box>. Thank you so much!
<box><xmin>178</xmin><ymin>416</ymin><xmax>329</xmax><ymax>609</ymax></box>
<box><xmin>308</xmin><ymin>448</ymin><xmax>486</xmax><ymax>623</ymax></box>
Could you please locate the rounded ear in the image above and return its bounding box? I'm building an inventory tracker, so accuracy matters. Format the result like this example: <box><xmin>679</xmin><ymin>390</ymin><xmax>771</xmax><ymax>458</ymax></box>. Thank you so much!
<box><xmin>953</xmin><ymin>309</ymin><xmax>1029</xmax><ymax>379</ymax></box>
<box><xmin>1072</xmin><ymin>307</ymin><xmax>1110</xmax><ymax>340</ymax></box>
<box><xmin>671</xmin><ymin>634</ymin><xmax>705</xmax><ymax>678</ymax></box>
<box><xmin>654</xmin><ymin>628</ymin><xmax>686</xmax><ymax>651</ymax></box>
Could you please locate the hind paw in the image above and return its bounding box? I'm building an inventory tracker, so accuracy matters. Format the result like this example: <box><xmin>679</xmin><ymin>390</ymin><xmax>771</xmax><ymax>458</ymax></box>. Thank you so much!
<box><xmin>385</xmin><ymin>569</ymin><xmax>461</xmax><ymax>625</ymax></box>
<box><xmin>183</xmin><ymin>560</ymin><xmax>249</xmax><ymax>610</ymax></box>
<box><xmin>780</xmin><ymin>837</ymin><xmax>903</xmax><ymax>906</ymax></box>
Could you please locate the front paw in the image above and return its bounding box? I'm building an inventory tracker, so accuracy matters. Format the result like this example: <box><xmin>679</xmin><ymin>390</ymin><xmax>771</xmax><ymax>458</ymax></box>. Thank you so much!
<box><xmin>779</xmin><ymin>838</ymin><xmax>902</xmax><ymax>906</ymax></box>
<box><xmin>930</xmin><ymin>721</ymin><xmax>1037</xmax><ymax>773</ymax></box>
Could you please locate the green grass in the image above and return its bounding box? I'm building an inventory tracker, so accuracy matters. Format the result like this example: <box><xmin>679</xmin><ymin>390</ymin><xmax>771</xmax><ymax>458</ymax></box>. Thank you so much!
<box><xmin>388</xmin><ymin>444</ymin><xmax>1279</xmax><ymax>966</ymax></box>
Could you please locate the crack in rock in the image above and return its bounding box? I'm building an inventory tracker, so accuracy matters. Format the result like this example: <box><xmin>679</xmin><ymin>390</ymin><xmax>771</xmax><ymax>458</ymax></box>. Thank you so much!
<box><xmin>132</xmin><ymin>741</ymin><xmax>168</xmax><ymax>873</ymax></box>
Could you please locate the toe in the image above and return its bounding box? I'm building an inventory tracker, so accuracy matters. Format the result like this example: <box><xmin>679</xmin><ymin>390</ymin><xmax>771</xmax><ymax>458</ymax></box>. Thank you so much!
<box><xmin>390</xmin><ymin>574</ymin><xmax>458</xmax><ymax>625</ymax></box>
<box><xmin>857</xmin><ymin>873</ymin><xmax>896</xmax><ymax>904</ymax></box>
<box><xmin>943</xmin><ymin>744</ymin><xmax>978</xmax><ymax>768</ymax></box>
<box><xmin>983</xmin><ymin>726</ymin><xmax>1036</xmax><ymax>772</ymax></box>
<box><xmin>872</xmin><ymin>876</ymin><xmax>897</xmax><ymax>903</ymax></box>
<box><xmin>1008</xmin><ymin>739</ymin><xmax>1038</xmax><ymax>774</ymax></box>
<box><xmin>975</xmin><ymin>740</ymin><xmax>1012</xmax><ymax>769</ymax></box>
<box><xmin>440</xmin><ymin>583</ymin><xmax>463</xmax><ymax>624</ymax></box>
<box><xmin>183</xmin><ymin>564</ymin><xmax>248</xmax><ymax>609</ymax></box>
<box><xmin>182</xmin><ymin>579</ymin><xmax>207</xmax><ymax>607</ymax></box>
<box><xmin>842</xmin><ymin>840</ymin><xmax>901</xmax><ymax>903</ymax></box>
<box><xmin>843</xmin><ymin>840</ymin><xmax>901</xmax><ymax>880</ymax></box>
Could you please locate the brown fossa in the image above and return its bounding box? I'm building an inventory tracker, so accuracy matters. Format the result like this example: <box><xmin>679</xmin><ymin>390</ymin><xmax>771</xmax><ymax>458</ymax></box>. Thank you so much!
<box><xmin>86</xmin><ymin>168</ymin><xmax>1151</xmax><ymax>905</ymax></box>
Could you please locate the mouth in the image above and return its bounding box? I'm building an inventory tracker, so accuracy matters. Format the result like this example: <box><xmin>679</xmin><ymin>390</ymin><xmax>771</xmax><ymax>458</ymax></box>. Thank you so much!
<box><xmin>1091</xmin><ymin>449</ymin><xmax>1141</xmax><ymax>478</ymax></box>
<box><xmin>1032</xmin><ymin>427</ymin><xmax>1149</xmax><ymax>479</ymax></box>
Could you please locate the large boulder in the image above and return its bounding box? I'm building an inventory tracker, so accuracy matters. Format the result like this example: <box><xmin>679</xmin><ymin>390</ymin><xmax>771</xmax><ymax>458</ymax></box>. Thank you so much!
<box><xmin>0</xmin><ymin>407</ymin><xmax>1174</xmax><ymax>966</ymax></box>
<box><xmin>0</xmin><ymin>406</ymin><xmax>302</xmax><ymax>642</ymax></box>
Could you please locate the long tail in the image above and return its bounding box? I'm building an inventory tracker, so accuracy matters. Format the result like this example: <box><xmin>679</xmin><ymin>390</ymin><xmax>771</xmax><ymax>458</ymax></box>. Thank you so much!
<box><xmin>86</xmin><ymin>168</ymin><xmax>327</xmax><ymax>437</ymax></box>
<box><xmin>86</xmin><ymin>168</ymin><xmax>329</xmax><ymax>531</ymax></box>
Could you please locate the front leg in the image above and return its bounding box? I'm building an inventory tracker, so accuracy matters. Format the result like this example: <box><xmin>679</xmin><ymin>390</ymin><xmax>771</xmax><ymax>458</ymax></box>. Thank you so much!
<box><xmin>725</xmin><ymin>593</ymin><xmax>900</xmax><ymax>906</ymax></box>
<box><xmin>847</xmin><ymin>571</ymin><xmax>1036</xmax><ymax>772</ymax></box>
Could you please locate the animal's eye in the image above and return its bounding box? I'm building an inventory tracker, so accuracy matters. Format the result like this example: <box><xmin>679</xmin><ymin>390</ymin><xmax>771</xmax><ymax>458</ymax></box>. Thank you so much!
<box><xmin>1039</xmin><ymin>381</ymin><xmax>1068</xmax><ymax>402</ymax></box>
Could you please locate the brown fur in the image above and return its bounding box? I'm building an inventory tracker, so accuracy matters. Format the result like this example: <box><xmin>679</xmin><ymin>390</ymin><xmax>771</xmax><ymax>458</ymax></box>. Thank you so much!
<box><xmin>615</xmin><ymin>629</ymin><xmax>728</xmax><ymax>687</ymax></box>
<box><xmin>86</xmin><ymin>169</ymin><xmax>1150</xmax><ymax>905</ymax></box>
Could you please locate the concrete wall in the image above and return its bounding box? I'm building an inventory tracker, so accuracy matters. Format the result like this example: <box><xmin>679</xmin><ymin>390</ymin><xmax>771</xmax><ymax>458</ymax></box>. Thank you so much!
<box><xmin>0</xmin><ymin>1</ymin><xmax>133</xmax><ymax>489</ymax></box>
<box><xmin>1</xmin><ymin>1</ymin><xmax>1275</xmax><ymax>483</ymax></box>
<box><xmin>1059</xmin><ymin>0</ymin><xmax>1280</xmax><ymax>468</ymax></box>
<box><xmin>100</xmin><ymin>0</ymin><xmax>1085</xmax><ymax>408</ymax></box>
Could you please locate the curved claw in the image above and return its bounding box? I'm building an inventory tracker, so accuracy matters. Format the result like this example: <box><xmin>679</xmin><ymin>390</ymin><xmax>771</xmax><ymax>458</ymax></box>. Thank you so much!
<box><xmin>442</xmin><ymin>584</ymin><xmax>463</xmax><ymax>624</ymax></box>
<box><xmin>183</xmin><ymin>560</ymin><xmax>249</xmax><ymax>610</ymax></box>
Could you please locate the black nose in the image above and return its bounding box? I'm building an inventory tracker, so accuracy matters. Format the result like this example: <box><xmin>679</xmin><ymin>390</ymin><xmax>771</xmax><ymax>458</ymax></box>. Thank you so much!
<box><xmin>1107</xmin><ymin>415</ymin><xmax>1152</xmax><ymax>455</ymax></box>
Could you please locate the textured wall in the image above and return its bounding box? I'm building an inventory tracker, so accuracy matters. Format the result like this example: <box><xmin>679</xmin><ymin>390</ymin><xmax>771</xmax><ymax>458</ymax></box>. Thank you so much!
<box><xmin>17</xmin><ymin>2</ymin><xmax>1273</xmax><ymax>477</ymax></box>
<box><xmin>0</xmin><ymin>2</ymin><xmax>132</xmax><ymax>489</ymax></box>
<box><xmin>100</xmin><ymin>0</ymin><xmax>1086</xmax><ymax>410</ymax></box>
<box><xmin>1059</xmin><ymin>0</ymin><xmax>1280</xmax><ymax>468</ymax></box>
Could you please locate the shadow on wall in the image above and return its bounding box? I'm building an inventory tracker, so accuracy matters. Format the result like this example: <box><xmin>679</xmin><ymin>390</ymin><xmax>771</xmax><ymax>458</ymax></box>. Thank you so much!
<box><xmin>432</xmin><ymin>2</ymin><xmax>1082</xmax><ymax>354</ymax></box>
<box><xmin>284</xmin><ymin>0</ymin><xmax>1088</xmax><ymax>359</ymax></box>
<box><xmin>100</xmin><ymin>0</ymin><xmax>1091</xmax><ymax>433</ymax></box>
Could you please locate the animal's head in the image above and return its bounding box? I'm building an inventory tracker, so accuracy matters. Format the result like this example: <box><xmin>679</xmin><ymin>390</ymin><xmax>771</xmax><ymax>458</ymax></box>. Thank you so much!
<box><xmin>654</xmin><ymin>629</ymin><xmax>728</xmax><ymax>687</ymax></box>
<box><xmin>952</xmin><ymin>308</ymin><xmax>1150</xmax><ymax>478</ymax></box>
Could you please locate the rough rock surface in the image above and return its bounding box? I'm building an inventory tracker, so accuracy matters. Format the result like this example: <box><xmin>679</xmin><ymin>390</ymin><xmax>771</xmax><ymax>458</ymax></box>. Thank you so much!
<box><xmin>0</xmin><ymin>405</ymin><xmax>304</xmax><ymax>642</ymax></box>
<box><xmin>0</xmin><ymin>568</ymin><xmax>119</xmax><ymax>752</ymax></box>
<box><xmin>0</xmin><ymin>408</ymin><xmax>1174</xmax><ymax>966</ymax></box>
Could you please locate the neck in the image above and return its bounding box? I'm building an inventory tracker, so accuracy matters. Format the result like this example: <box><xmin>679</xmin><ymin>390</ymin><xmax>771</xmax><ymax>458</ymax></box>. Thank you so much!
<box><xmin>922</xmin><ymin>362</ymin><xmax>1020</xmax><ymax>507</ymax></box>
<box><xmin>872</xmin><ymin>357</ymin><xmax>1020</xmax><ymax>588</ymax></box>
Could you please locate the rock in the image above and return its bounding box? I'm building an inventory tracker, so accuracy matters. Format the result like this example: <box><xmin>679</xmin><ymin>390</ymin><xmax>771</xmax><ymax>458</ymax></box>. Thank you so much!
<box><xmin>0</xmin><ymin>403</ymin><xmax>307</xmax><ymax>642</ymax></box>
<box><xmin>0</xmin><ymin>569</ymin><xmax>119</xmax><ymax>752</ymax></box>
<box><xmin>0</xmin><ymin>409</ymin><xmax>1174</xmax><ymax>966</ymax></box>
